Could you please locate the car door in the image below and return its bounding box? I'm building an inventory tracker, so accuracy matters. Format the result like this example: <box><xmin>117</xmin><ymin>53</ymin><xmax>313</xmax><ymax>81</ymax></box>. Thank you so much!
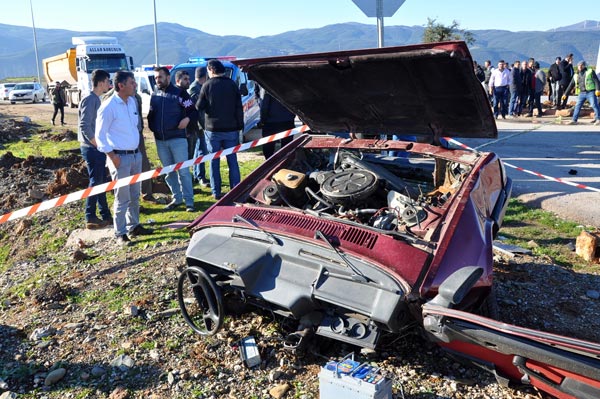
<box><xmin>422</xmin><ymin>267</ymin><xmax>600</xmax><ymax>399</ymax></box>
<box><xmin>236</xmin><ymin>70</ymin><xmax>260</xmax><ymax>135</ymax></box>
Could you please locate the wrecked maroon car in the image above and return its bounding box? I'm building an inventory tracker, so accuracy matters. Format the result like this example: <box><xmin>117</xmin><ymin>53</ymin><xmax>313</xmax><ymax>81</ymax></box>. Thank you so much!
<box><xmin>178</xmin><ymin>42</ymin><xmax>600</xmax><ymax>398</ymax></box>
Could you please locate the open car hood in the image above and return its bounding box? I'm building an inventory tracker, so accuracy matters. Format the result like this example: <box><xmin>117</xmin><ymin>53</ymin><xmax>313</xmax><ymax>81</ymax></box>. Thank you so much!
<box><xmin>235</xmin><ymin>41</ymin><xmax>497</xmax><ymax>139</ymax></box>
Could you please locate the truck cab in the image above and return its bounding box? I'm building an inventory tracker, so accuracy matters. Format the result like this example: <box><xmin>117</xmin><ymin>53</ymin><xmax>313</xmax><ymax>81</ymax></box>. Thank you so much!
<box><xmin>169</xmin><ymin>57</ymin><xmax>260</xmax><ymax>138</ymax></box>
<box><xmin>72</xmin><ymin>37</ymin><xmax>133</xmax><ymax>105</ymax></box>
<box><xmin>43</xmin><ymin>36</ymin><xmax>134</xmax><ymax>107</ymax></box>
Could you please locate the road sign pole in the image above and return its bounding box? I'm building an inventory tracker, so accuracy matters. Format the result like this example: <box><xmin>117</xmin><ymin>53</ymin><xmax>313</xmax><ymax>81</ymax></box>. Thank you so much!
<box><xmin>351</xmin><ymin>0</ymin><xmax>406</xmax><ymax>48</ymax></box>
<box><xmin>376</xmin><ymin>0</ymin><xmax>384</xmax><ymax>47</ymax></box>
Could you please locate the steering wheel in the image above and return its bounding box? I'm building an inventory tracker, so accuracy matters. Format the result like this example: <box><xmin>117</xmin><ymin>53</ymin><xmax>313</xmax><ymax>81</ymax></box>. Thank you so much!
<box><xmin>177</xmin><ymin>266</ymin><xmax>224</xmax><ymax>336</ymax></box>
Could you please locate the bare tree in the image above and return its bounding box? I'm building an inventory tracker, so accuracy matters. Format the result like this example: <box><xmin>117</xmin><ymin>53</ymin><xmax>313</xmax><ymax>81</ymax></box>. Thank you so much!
<box><xmin>422</xmin><ymin>18</ymin><xmax>475</xmax><ymax>45</ymax></box>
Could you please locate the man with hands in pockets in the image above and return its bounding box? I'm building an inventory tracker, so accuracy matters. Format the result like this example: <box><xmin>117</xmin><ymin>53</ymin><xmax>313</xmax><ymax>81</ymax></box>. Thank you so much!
<box><xmin>96</xmin><ymin>71</ymin><xmax>152</xmax><ymax>246</ymax></box>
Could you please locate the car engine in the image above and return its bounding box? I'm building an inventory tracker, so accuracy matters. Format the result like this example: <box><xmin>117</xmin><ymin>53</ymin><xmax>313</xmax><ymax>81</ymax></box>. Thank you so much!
<box><xmin>248</xmin><ymin>148</ymin><xmax>470</xmax><ymax>238</ymax></box>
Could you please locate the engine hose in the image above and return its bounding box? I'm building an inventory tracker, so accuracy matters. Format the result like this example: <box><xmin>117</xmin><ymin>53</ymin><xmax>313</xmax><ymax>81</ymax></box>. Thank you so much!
<box><xmin>305</xmin><ymin>186</ymin><xmax>335</xmax><ymax>209</ymax></box>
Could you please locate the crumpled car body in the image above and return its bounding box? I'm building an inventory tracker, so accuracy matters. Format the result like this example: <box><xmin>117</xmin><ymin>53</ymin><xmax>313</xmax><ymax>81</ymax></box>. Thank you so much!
<box><xmin>177</xmin><ymin>42</ymin><xmax>600</xmax><ymax>399</ymax></box>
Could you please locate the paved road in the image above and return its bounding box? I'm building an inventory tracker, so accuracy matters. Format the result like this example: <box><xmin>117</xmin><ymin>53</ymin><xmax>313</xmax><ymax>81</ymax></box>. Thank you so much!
<box><xmin>458</xmin><ymin>117</ymin><xmax>600</xmax><ymax>227</ymax></box>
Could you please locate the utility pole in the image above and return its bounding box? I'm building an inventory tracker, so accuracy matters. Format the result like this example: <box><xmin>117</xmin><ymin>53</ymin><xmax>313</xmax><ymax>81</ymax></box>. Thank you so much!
<box><xmin>153</xmin><ymin>0</ymin><xmax>159</xmax><ymax>65</ymax></box>
<box><xmin>29</xmin><ymin>0</ymin><xmax>42</xmax><ymax>83</ymax></box>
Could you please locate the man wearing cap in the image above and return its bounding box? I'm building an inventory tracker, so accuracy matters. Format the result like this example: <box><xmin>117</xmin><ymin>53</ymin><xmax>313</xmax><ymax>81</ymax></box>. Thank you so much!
<box><xmin>563</xmin><ymin>60</ymin><xmax>600</xmax><ymax>125</ymax></box>
<box><xmin>196</xmin><ymin>59</ymin><xmax>244</xmax><ymax>200</ymax></box>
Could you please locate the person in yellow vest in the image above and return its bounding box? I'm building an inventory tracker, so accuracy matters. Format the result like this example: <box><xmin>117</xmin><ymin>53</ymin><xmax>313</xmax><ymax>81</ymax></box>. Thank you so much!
<box><xmin>562</xmin><ymin>60</ymin><xmax>600</xmax><ymax>125</ymax></box>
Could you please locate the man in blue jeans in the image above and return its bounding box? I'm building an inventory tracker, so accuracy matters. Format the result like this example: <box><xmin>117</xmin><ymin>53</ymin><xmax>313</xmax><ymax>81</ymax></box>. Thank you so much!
<box><xmin>563</xmin><ymin>60</ymin><xmax>600</xmax><ymax>126</ymax></box>
<box><xmin>188</xmin><ymin>67</ymin><xmax>210</xmax><ymax>187</ymax></box>
<box><xmin>78</xmin><ymin>69</ymin><xmax>112</xmax><ymax>229</ymax></box>
<box><xmin>148</xmin><ymin>67</ymin><xmax>196</xmax><ymax>211</ymax></box>
<box><xmin>196</xmin><ymin>60</ymin><xmax>244</xmax><ymax>199</ymax></box>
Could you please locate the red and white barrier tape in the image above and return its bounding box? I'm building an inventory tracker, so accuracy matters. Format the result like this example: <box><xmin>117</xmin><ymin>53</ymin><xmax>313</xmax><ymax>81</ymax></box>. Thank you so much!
<box><xmin>443</xmin><ymin>136</ymin><xmax>600</xmax><ymax>194</ymax></box>
<box><xmin>0</xmin><ymin>125</ymin><xmax>309</xmax><ymax>225</ymax></box>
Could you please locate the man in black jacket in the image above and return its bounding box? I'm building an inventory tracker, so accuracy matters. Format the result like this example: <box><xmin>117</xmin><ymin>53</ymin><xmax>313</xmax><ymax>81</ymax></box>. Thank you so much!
<box><xmin>559</xmin><ymin>54</ymin><xmax>574</xmax><ymax>109</ymax></box>
<box><xmin>188</xmin><ymin>67</ymin><xmax>209</xmax><ymax>187</ymax></box>
<box><xmin>548</xmin><ymin>57</ymin><xmax>562</xmax><ymax>108</ymax></box>
<box><xmin>517</xmin><ymin>60</ymin><xmax>532</xmax><ymax>116</ymax></box>
<box><xmin>259</xmin><ymin>90</ymin><xmax>296</xmax><ymax>159</ymax></box>
<box><xmin>148</xmin><ymin>66</ymin><xmax>196</xmax><ymax>212</ymax></box>
<box><xmin>196</xmin><ymin>59</ymin><xmax>243</xmax><ymax>199</ymax></box>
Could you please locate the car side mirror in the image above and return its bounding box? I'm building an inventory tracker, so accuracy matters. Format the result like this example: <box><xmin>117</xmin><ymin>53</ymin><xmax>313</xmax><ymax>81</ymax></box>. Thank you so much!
<box><xmin>239</xmin><ymin>83</ymin><xmax>248</xmax><ymax>96</ymax></box>
<box><xmin>142</xmin><ymin>89</ymin><xmax>150</xmax><ymax>95</ymax></box>
<box><xmin>428</xmin><ymin>266</ymin><xmax>483</xmax><ymax>309</ymax></box>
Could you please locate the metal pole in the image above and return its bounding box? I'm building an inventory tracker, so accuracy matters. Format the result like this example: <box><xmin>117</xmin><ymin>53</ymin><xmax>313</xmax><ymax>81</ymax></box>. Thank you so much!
<box><xmin>153</xmin><ymin>0</ymin><xmax>159</xmax><ymax>65</ymax></box>
<box><xmin>29</xmin><ymin>0</ymin><xmax>42</xmax><ymax>83</ymax></box>
<box><xmin>376</xmin><ymin>0</ymin><xmax>384</xmax><ymax>48</ymax></box>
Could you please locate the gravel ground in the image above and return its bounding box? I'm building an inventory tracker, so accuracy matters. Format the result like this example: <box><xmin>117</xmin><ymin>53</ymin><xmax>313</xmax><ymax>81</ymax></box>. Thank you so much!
<box><xmin>1</xmin><ymin>104</ymin><xmax>600</xmax><ymax>399</ymax></box>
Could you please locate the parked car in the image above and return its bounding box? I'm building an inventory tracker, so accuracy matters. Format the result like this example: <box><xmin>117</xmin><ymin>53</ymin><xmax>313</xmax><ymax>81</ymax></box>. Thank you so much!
<box><xmin>0</xmin><ymin>83</ymin><xmax>17</xmax><ymax>100</ymax></box>
<box><xmin>177</xmin><ymin>42</ymin><xmax>600</xmax><ymax>399</ymax></box>
<box><xmin>9</xmin><ymin>82</ymin><xmax>46</xmax><ymax>104</ymax></box>
<box><xmin>170</xmin><ymin>57</ymin><xmax>260</xmax><ymax>137</ymax></box>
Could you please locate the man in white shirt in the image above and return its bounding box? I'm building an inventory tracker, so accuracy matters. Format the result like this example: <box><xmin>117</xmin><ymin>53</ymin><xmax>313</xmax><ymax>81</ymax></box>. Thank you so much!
<box><xmin>96</xmin><ymin>71</ymin><xmax>151</xmax><ymax>246</ymax></box>
<box><xmin>488</xmin><ymin>60</ymin><xmax>511</xmax><ymax>119</ymax></box>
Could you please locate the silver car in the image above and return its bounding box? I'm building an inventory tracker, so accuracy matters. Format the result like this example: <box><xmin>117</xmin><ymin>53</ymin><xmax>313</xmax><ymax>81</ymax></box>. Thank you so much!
<box><xmin>9</xmin><ymin>82</ymin><xmax>46</xmax><ymax>104</ymax></box>
<box><xmin>0</xmin><ymin>83</ymin><xmax>17</xmax><ymax>100</ymax></box>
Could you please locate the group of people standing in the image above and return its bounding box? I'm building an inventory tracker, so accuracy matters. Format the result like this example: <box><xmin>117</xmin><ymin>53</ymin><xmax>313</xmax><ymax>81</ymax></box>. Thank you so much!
<box><xmin>74</xmin><ymin>60</ymin><xmax>242</xmax><ymax>245</ymax></box>
<box><xmin>474</xmin><ymin>54</ymin><xmax>600</xmax><ymax>125</ymax></box>
<box><xmin>75</xmin><ymin>58</ymin><xmax>295</xmax><ymax>247</ymax></box>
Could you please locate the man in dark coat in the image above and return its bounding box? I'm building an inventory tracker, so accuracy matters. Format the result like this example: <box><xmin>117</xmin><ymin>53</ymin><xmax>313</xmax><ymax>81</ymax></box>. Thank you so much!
<box><xmin>559</xmin><ymin>54</ymin><xmax>574</xmax><ymax>109</ymax></box>
<box><xmin>548</xmin><ymin>57</ymin><xmax>562</xmax><ymax>108</ymax></box>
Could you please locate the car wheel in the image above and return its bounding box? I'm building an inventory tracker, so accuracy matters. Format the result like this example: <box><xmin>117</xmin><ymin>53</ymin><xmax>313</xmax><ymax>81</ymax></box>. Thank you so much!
<box><xmin>477</xmin><ymin>286</ymin><xmax>500</xmax><ymax>320</ymax></box>
<box><xmin>32</xmin><ymin>95</ymin><xmax>38</xmax><ymax>103</ymax></box>
<box><xmin>10</xmin><ymin>101</ymin><xmax>15</xmax><ymax>104</ymax></box>
<box><xmin>177</xmin><ymin>266</ymin><xmax>224</xmax><ymax>336</ymax></box>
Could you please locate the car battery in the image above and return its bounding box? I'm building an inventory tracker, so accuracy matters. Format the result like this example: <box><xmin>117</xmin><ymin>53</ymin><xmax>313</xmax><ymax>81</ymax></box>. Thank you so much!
<box><xmin>318</xmin><ymin>353</ymin><xmax>392</xmax><ymax>399</ymax></box>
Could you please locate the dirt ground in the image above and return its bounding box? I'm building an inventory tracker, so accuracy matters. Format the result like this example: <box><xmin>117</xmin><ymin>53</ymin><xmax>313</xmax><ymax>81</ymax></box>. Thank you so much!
<box><xmin>1</xmin><ymin>100</ymin><xmax>600</xmax><ymax>399</ymax></box>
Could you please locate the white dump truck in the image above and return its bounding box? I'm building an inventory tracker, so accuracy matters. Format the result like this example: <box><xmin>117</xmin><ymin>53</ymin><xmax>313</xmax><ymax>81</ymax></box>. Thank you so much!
<box><xmin>42</xmin><ymin>36</ymin><xmax>134</xmax><ymax>107</ymax></box>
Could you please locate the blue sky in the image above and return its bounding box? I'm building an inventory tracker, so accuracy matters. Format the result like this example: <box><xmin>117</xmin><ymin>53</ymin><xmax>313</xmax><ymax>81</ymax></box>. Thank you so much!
<box><xmin>3</xmin><ymin>0</ymin><xmax>599</xmax><ymax>37</ymax></box>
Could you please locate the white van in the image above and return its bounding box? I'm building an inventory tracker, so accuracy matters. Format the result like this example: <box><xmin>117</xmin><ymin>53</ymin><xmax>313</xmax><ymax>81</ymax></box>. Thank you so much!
<box><xmin>134</xmin><ymin>70</ymin><xmax>156</xmax><ymax>115</ymax></box>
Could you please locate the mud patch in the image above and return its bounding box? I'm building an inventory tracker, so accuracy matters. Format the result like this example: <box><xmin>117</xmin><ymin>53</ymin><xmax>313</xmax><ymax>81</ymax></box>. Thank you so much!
<box><xmin>0</xmin><ymin>151</ymin><xmax>88</xmax><ymax>213</ymax></box>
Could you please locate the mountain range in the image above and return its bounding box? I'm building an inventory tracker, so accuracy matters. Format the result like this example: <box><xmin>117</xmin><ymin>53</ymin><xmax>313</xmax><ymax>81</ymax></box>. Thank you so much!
<box><xmin>1</xmin><ymin>20</ymin><xmax>599</xmax><ymax>80</ymax></box>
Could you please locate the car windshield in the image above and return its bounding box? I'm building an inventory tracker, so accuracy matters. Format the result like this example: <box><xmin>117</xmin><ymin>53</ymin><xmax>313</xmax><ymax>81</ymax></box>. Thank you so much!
<box><xmin>14</xmin><ymin>84</ymin><xmax>33</xmax><ymax>90</ymax></box>
<box><xmin>84</xmin><ymin>54</ymin><xmax>129</xmax><ymax>73</ymax></box>
<box><xmin>5</xmin><ymin>84</ymin><xmax>16</xmax><ymax>88</ymax></box>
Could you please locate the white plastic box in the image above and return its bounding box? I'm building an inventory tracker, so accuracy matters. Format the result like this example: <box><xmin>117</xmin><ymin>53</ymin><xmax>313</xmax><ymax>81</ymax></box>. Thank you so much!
<box><xmin>318</xmin><ymin>355</ymin><xmax>392</xmax><ymax>399</ymax></box>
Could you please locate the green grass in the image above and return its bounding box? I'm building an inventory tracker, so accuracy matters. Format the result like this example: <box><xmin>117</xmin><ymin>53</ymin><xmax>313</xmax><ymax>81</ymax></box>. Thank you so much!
<box><xmin>500</xmin><ymin>198</ymin><xmax>597</xmax><ymax>271</ymax></box>
<box><xmin>0</xmin><ymin>129</ymin><xmax>80</xmax><ymax>159</ymax></box>
<box><xmin>0</xmin><ymin>76</ymin><xmax>39</xmax><ymax>84</ymax></box>
<box><xmin>71</xmin><ymin>285</ymin><xmax>135</xmax><ymax>312</ymax></box>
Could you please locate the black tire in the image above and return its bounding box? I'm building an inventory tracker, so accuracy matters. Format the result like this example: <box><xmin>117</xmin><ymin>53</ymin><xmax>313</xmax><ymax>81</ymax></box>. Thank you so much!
<box><xmin>32</xmin><ymin>95</ymin><xmax>37</xmax><ymax>103</ymax></box>
<box><xmin>177</xmin><ymin>266</ymin><xmax>224</xmax><ymax>336</ymax></box>
<box><xmin>10</xmin><ymin>101</ymin><xmax>15</xmax><ymax>104</ymax></box>
<box><xmin>478</xmin><ymin>285</ymin><xmax>500</xmax><ymax>320</ymax></box>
